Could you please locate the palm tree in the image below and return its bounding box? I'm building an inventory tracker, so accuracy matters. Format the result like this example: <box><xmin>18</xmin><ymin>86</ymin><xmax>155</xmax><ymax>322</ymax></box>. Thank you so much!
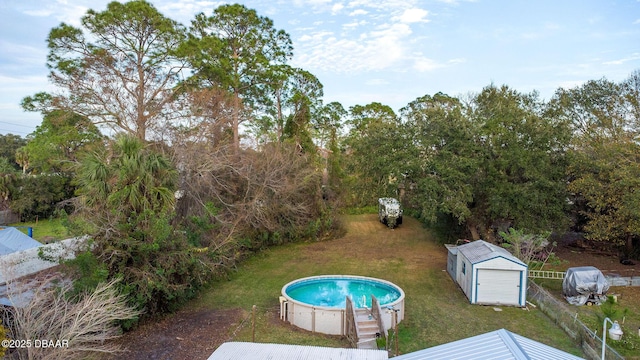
<box><xmin>15</xmin><ymin>148</ymin><xmax>29</xmax><ymax>174</ymax></box>
<box><xmin>73</xmin><ymin>135</ymin><xmax>202</xmax><ymax>317</ymax></box>
<box><xmin>76</xmin><ymin>134</ymin><xmax>177</xmax><ymax>217</ymax></box>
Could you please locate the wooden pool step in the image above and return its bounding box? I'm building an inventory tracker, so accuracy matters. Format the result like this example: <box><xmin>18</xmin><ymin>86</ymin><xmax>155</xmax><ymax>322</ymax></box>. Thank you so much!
<box><xmin>355</xmin><ymin>308</ymin><xmax>381</xmax><ymax>350</ymax></box>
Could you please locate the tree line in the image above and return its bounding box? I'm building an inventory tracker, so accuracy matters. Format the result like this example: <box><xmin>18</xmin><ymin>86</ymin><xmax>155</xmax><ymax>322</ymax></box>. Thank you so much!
<box><xmin>0</xmin><ymin>0</ymin><xmax>637</xmax><ymax>341</ymax></box>
<box><xmin>1</xmin><ymin>0</ymin><xmax>338</xmax><ymax>330</ymax></box>
<box><xmin>345</xmin><ymin>76</ymin><xmax>640</xmax><ymax>257</ymax></box>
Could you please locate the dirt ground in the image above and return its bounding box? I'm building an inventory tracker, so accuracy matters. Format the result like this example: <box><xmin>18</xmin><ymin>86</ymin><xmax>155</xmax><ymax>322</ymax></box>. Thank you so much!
<box><xmin>104</xmin><ymin>308</ymin><xmax>244</xmax><ymax>360</ymax></box>
<box><xmin>106</xmin><ymin>219</ymin><xmax>640</xmax><ymax>360</ymax></box>
<box><xmin>553</xmin><ymin>243</ymin><xmax>639</xmax><ymax>276</ymax></box>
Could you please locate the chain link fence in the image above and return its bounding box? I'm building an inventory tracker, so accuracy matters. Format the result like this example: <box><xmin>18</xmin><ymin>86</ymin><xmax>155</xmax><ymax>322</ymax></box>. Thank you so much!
<box><xmin>528</xmin><ymin>282</ymin><xmax>625</xmax><ymax>360</ymax></box>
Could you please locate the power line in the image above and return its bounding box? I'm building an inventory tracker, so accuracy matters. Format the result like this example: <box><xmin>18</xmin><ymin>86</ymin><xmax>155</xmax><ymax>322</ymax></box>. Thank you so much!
<box><xmin>0</xmin><ymin>120</ymin><xmax>37</xmax><ymax>129</ymax></box>
<box><xmin>0</xmin><ymin>128</ymin><xmax>32</xmax><ymax>136</ymax></box>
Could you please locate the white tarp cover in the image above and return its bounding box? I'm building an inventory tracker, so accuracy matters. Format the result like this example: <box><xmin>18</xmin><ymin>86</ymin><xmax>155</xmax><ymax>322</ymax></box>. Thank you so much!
<box><xmin>562</xmin><ymin>266</ymin><xmax>610</xmax><ymax>306</ymax></box>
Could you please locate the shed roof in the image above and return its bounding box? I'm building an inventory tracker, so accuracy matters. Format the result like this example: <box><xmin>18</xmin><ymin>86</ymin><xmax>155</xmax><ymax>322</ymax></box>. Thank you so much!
<box><xmin>208</xmin><ymin>342</ymin><xmax>388</xmax><ymax>360</ymax></box>
<box><xmin>393</xmin><ymin>328</ymin><xmax>584</xmax><ymax>360</ymax></box>
<box><xmin>0</xmin><ymin>227</ymin><xmax>41</xmax><ymax>255</ymax></box>
<box><xmin>457</xmin><ymin>240</ymin><xmax>525</xmax><ymax>266</ymax></box>
<box><xmin>444</xmin><ymin>243</ymin><xmax>458</xmax><ymax>255</ymax></box>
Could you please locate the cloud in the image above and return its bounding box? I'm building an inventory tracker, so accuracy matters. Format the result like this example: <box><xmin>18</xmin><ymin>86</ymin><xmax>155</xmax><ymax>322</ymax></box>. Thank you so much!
<box><xmin>556</xmin><ymin>79</ymin><xmax>588</xmax><ymax>90</ymax></box>
<box><xmin>0</xmin><ymin>40</ymin><xmax>47</xmax><ymax>63</ymax></box>
<box><xmin>365</xmin><ymin>78</ymin><xmax>389</xmax><ymax>85</ymax></box>
<box><xmin>292</xmin><ymin>0</ymin><xmax>335</xmax><ymax>12</ymax></box>
<box><xmin>0</xmin><ymin>74</ymin><xmax>52</xmax><ymax>134</ymax></box>
<box><xmin>157</xmin><ymin>0</ymin><xmax>221</xmax><ymax>23</ymax></box>
<box><xmin>292</xmin><ymin>0</ymin><xmax>443</xmax><ymax>74</ymax></box>
<box><xmin>63</xmin><ymin>4</ymin><xmax>89</xmax><ymax>25</ymax></box>
<box><xmin>294</xmin><ymin>24</ymin><xmax>408</xmax><ymax>73</ymax></box>
<box><xmin>448</xmin><ymin>58</ymin><xmax>466</xmax><ymax>65</ymax></box>
<box><xmin>603</xmin><ymin>52</ymin><xmax>640</xmax><ymax>65</ymax></box>
<box><xmin>396</xmin><ymin>8</ymin><xmax>429</xmax><ymax>24</ymax></box>
<box><xmin>28</xmin><ymin>0</ymin><xmax>90</xmax><ymax>26</ymax></box>
<box><xmin>22</xmin><ymin>9</ymin><xmax>55</xmax><ymax>17</ymax></box>
<box><xmin>343</xmin><ymin>20</ymin><xmax>368</xmax><ymax>29</ymax></box>
<box><xmin>412</xmin><ymin>57</ymin><xmax>443</xmax><ymax>72</ymax></box>
<box><xmin>306</xmin><ymin>0</ymin><xmax>333</xmax><ymax>5</ymax></box>
<box><xmin>0</xmin><ymin>74</ymin><xmax>51</xmax><ymax>93</ymax></box>
<box><xmin>349</xmin><ymin>9</ymin><xmax>368</xmax><ymax>16</ymax></box>
<box><xmin>433</xmin><ymin>0</ymin><xmax>478</xmax><ymax>5</ymax></box>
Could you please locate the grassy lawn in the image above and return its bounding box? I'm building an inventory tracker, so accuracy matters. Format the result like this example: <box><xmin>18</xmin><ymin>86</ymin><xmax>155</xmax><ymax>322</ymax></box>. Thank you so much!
<box><xmin>8</xmin><ymin>218</ymin><xmax>69</xmax><ymax>242</ymax></box>
<box><xmin>189</xmin><ymin>214</ymin><xmax>585</xmax><ymax>357</ymax></box>
<box><xmin>535</xmin><ymin>278</ymin><xmax>640</xmax><ymax>359</ymax></box>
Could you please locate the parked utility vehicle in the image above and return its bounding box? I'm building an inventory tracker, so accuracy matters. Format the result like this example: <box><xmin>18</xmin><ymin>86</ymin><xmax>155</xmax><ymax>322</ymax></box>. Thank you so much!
<box><xmin>378</xmin><ymin>197</ymin><xmax>403</xmax><ymax>229</ymax></box>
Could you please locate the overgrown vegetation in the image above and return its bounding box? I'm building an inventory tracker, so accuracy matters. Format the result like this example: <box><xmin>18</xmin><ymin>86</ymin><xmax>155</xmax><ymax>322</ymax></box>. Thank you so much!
<box><xmin>3</xmin><ymin>277</ymin><xmax>141</xmax><ymax>360</ymax></box>
<box><xmin>69</xmin><ymin>135</ymin><xmax>211</xmax><ymax>318</ymax></box>
<box><xmin>0</xmin><ymin>0</ymin><xmax>638</xmax><ymax>353</ymax></box>
<box><xmin>60</xmin><ymin>133</ymin><xmax>336</xmax><ymax>323</ymax></box>
<box><xmin>499</xmin><ymin>227</ymin><xmax>558</xmax><ymax>270</ymax></box>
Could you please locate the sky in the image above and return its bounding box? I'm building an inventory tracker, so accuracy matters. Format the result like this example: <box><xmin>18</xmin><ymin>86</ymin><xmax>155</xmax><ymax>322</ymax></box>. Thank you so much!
<box><xmin>0</xmin><ymin>0</ymin><xmax>639</xmax><ymax>137</ymax></box>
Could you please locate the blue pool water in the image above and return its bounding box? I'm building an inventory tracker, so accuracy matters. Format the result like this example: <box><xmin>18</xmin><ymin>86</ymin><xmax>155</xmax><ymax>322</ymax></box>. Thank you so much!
<box><xmin>285</xmin><ymin>277</ymin><xmax>401</xmax><ymax>308</ymax></box>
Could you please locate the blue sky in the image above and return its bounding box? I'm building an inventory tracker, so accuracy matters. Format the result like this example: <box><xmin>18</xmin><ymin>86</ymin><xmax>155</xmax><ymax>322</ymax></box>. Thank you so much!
<box><xmin>0</xmin><ymin>0</ymin><xmax>639</xmax><ymax>137</ymax></box>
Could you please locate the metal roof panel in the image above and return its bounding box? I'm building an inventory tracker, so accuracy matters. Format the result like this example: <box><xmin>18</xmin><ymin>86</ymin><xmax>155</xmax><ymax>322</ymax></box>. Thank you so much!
<box><xmin>457</xmin><ymin>240</ymin><xmax>525</xmax><ymax>266</ymax></box>
<box><xmin>393</xmin><ymin>329</ymin><xmax>584</xmax><ymax>360</ymax></box>
<box><xmin>207</xmin><ymin>342</ymin><xmax>389</xmax><ymax>360</ymax></box>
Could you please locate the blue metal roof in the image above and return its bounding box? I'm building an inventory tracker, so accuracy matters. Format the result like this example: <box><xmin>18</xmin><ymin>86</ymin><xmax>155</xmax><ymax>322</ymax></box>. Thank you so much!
<box><xmin>394</xmin><ymin>329</ymin><xmax>584</xmax><ymax>360</ymax></box>
<box><xmin>0</xmin><ymin>227</ymin><xmax>41</xmax><ymax>255</ymax></box>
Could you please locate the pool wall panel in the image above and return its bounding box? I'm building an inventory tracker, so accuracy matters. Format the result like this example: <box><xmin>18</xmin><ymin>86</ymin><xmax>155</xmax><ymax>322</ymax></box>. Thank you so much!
<box><xmin>281</xmin><ymin>275</ymin><xmax>405</xmax><ymax>336</ymax></box>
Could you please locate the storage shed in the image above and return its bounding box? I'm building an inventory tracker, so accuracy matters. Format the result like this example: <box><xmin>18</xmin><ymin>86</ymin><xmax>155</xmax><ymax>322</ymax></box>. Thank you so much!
<box><xmin>453</xmin><ymin>240</ymin><xmax>527</xmax><ymax>307</ymax></box>
<box><xmin>445</xmin><ymin>244</ymin><xmax>458</xmax><ymax>280</ymax></box>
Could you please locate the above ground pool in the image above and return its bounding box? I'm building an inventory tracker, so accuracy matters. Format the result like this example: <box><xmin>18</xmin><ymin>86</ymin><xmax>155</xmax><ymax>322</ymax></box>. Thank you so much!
<box><xmin>280</xmin><ymin>275</ymin><xmax>405</xmax><ymax>335</ymax></box>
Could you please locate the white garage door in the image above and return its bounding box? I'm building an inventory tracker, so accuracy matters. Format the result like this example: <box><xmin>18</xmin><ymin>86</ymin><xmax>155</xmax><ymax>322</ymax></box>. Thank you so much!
<box><xmin>476</xmin><ymin>269</ymin><xmax>521</xmax><ymax>305</ymax></box>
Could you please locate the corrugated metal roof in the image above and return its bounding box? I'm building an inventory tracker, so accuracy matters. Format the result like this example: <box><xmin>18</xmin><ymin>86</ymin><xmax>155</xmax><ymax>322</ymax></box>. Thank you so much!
<box><xmin>393</xmin><ymin>329</ymin><xmax>584</xmax><ymax>360</ymax></box>
<box><xmin>444</xmin><ymin>244</ymin><xmax>458</xmax><ymax>254</ymax></box>
<box><xmin>511</xmin><ymin>331</ymin><xmax>584</xmax><ymax>360</ymax></box>
<box><xmin>457</xmin><ymin>240</ymin><xmax>524</xmax><ymax>266</ymax></box>
<box><xmin>0</xmin><ymin>227</ymin><xmax>41</xmax><ymax>255</ymax></box>
<box><xmin>207</xmin><ymin>342</ymin><xmax>389</xmax><ymax>360</ymax></box>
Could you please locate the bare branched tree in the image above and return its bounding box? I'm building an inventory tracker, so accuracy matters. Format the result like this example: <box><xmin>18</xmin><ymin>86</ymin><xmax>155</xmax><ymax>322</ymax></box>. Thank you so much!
<box><xmin>178</xmin><ymin>142</ymin><xmax>323</xmax><ymax>249</ymax></box>
<box><xmin>33</xmin><ymin>1</ymin><xmax>188</xmax><ymax>141</ymax></box>
<box><xmin>499</xmin><ymin>228</ymin><xmax>555</xmax><ymax>269</ymax></box>
<box><xmin>171</xmin><ymin>124</ymin><xmax>324</xmax><ymax>266</ymax></box>
<box><xmin>168</xmin><ymin>87</ymin><xmax>236</xmax><ymax>148</ymax></box>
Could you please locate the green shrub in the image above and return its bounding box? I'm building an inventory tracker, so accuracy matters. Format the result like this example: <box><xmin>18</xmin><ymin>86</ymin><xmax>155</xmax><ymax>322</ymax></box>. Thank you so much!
<box><xmin>9</xmin><ymin>174</ymin><xmax>75</xmax><ymax>221</ymax></box>
<box><xmin>64</xmin><ymin>250</ymin><xmax>109</xmax><ymax>295</ymax></box>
